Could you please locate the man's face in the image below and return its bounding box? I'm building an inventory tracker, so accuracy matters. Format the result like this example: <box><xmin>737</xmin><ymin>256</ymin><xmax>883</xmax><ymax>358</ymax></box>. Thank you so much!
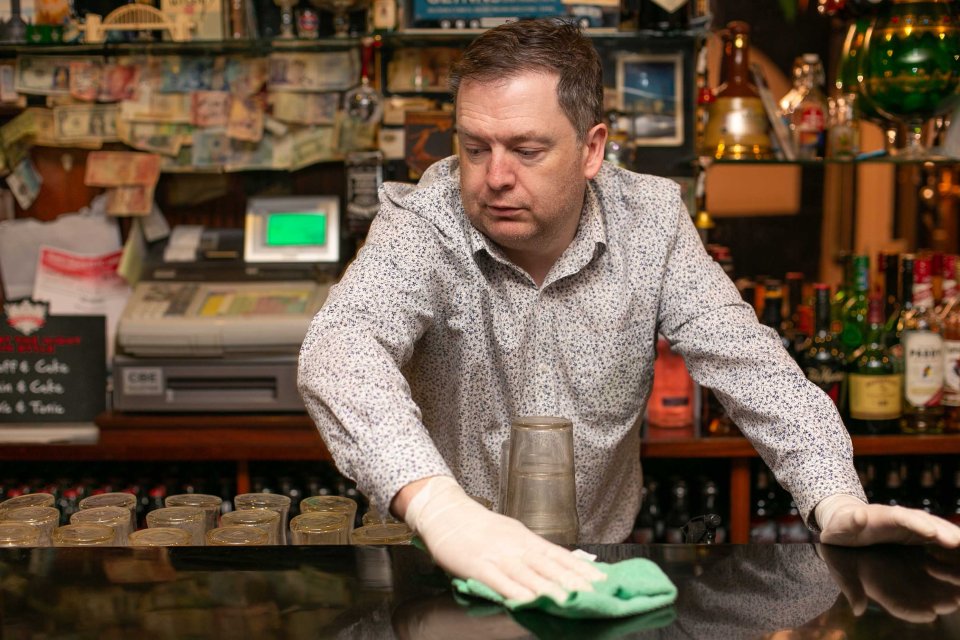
<box><xmin>456</xmin><ymin>72</ymin><xmax>606</xmax><ymax>267</ymax></box>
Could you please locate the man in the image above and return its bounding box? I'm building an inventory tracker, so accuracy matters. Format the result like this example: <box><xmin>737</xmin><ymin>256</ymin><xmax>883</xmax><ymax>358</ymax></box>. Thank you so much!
<box><xmin>298</xmin><ymin>18</ymin><xmax>960</xmax><ymax>602</ymax></box>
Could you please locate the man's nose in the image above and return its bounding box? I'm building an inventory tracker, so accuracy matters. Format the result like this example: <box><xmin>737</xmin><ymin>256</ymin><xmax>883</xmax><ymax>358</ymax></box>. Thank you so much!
<box><xmin>485</xmin><ymin>151</ymin><xmax>516</xmax><ymax>191</ymax></box>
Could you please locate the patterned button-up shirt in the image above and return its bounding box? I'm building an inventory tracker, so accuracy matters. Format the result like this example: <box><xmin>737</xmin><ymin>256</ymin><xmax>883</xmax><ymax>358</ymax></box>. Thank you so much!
<box><xmin>298</xmin><ymin>156</ymin><xmax>866</xmax><ymax>543</ymax></box>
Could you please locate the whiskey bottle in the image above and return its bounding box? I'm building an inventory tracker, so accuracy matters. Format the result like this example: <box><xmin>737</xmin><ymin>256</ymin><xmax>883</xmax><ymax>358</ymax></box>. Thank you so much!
<box><xmin>901</xmin><ymin>255</ymin><xmax>945</xmax><ymax>434</ymax></box>
<box><xmin>761</xmin><ymin>281</ymin><xmax>792</xmax><ymax>353</ymax></box>
<box><xmin>840</xmin><ymin>254</ymin><xmax>870</xmax><ymax>355</ymax></box>
<box><xmin>847</xmin><ymin>296</ymin><xmax>902</xmax><ymax>434</ymax></box>
<box><xmin>882</xmin><ymin>251</ymin><xmax>900</xmax><ymax>327</ymax></box>
<box><xmin>801</xmin><ymin>283</ymin><xmax>846</xmax><ymax>407</ymax></box>
<box><xmin>703</xmin><ymin>21</ymin><xmax>772</xmax><ymax>159</ymax></box>
<box><xmin>887</xmin><ymin>254</ymin><xmax>916</xmax><ymax>373</ymax></box>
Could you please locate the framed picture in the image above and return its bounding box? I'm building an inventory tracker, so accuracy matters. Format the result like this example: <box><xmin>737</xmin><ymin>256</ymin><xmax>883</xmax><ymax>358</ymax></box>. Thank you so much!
<box><xmin>616</xmin><ymin>53</ymin><xmax>684</xmax><ymax>147</ymax></box>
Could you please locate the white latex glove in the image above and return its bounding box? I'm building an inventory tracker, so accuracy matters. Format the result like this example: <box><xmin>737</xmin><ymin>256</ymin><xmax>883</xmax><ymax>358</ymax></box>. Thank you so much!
<box><xmin>816</xmin><ymin>494</ymin><xmax>960</xmax><ymax>547</ymax></box>
<box><xmin>404</xmin><ymin>476</ymin><xmax>606</xmax><ymax>602</ymax></box>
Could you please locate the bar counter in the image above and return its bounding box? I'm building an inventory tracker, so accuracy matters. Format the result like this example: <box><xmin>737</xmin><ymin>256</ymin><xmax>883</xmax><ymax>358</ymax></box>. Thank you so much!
<box><xmin>2</xmin><ymin>543</ymin><xmax>959</xmax><ymax>638</ymax></box>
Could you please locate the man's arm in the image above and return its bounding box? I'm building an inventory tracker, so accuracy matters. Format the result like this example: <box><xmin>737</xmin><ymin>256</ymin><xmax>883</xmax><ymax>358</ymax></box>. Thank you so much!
<box><xmin>654</xmin><ymin>189</ymin><xmax>959</xmax><ymax>546</ymax></box>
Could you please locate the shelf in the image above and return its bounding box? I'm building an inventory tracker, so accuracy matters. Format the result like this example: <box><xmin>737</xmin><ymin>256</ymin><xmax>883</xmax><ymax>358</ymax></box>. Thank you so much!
<box><xmin>643</xmin><ymin>434</ymin><xmax>960</xmax><ymax>458</ymax></box>
<box><xmin>0</xmin><ymin>36</ymin><xmax>360</xmax><ymax>57</ymax></box>
<box><xmin>705</xmin><ymin>154</ymin><xmax>960</xmax><ymax>167</ymax></box>
<box><xmin>2</xmin><ymin>414</ymin><xmax>959</xmax><ymax>461</ymax></box>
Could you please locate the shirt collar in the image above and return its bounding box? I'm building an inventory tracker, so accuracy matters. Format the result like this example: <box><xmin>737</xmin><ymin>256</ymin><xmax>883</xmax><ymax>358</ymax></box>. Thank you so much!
<box><xmin>466</xmin><ymin>174</ymin><xmax>609</xmax><ymax>284</ymax></box>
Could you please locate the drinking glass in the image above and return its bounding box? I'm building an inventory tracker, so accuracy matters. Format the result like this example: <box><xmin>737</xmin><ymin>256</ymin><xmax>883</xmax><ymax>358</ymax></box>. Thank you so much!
<box><xmin>71</xmin><ymin>506</ymin><xmax>133</xmax><ymax>546</ymax></box>
<box><xmin>129</xmin><ymin>527</ymin><xmax>192</xmax><ymax>547</ymax></box>
<box><xmin>53</xmin><ymin>523</ymin><xmax>115</xmax><ymax>546</ymax></box>
<box><xmin>234</xmin><ymin>493</ymin><xmax>291</xmax><ymax>544</ymax></box>
<box><xmin>165</xmin><ymin>494</ymin><xmax>222</xmax><ymax>533</ymax></box>
<box><xmin>146</xmin><ymin>506</ymin><xmax>205</xmax><ymax>545</ymax></box>
<box><xmin>350</xmin><ymin>523</ymin><xmax>414</xmax><ymax>545</ymax></box>
<box><xmin>79</xmin><ymin>493</ymin><xmax>138</xmax><ymax>533</ymax></box>
<box><xmin>221</xmin><ymin>508</ymin><xmax>281</xmax><ymax>544</ymax></box>
<box><xmin>206</xmin><ymin>525</ymin><xmax>269</xmax><ymax>546</ymax></box>
<box><xmin>290</xmin><ymin>512</ymin><xmax>351</xmax><ymax>544</ymax></box>
<box><xmin>503</xmin><ymin>416</ymin><xmax>579</xmax><ymax>544</ymax></box>
<box><xmin>361</xmin><ymin>507</ymin><xmax>400</xmax><ymax>527</ymax></box>
<box><xmin>0</xmin><ymin>522</ymin><xmax>41</xmax><ymax>547</ymax></box>
<box><xmin>0</xmin><ymin>492</ymin><xmax>55</xmax><ymax>513</ymax></box>
<box><xmin>0</xmin><ymin>506</ymin><xmax>60</xmax><ymax>546</ymax></box>
<box><xmin>299</xmin><ymin>495</ymin><xmax>357</xmax><ymax>536</ymax></box>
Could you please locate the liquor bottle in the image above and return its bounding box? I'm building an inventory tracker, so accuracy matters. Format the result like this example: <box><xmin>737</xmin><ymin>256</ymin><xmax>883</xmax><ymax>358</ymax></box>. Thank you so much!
<box><xmin>948</xmin><ymin>469</ymin><xmax>960</xmax><ymax>526</ymax></box>
<box><xmin>901</xmin><ymin>255</ymin><xmax>945</xmax><ymax>434</ymax></box>
<box><xmin>761</xmin><ymin>281</ymin><xmax>792</xmax><ymax>353</ymax></box>
<box><xmin>882</xmin><ymin>251</ymin><xmax>900</xmax><ymax>327</ymax></box>
<box><xmin>647</xmin><ymin>336</ymin><xmax>695</xmax><ymax>435</ymax></box>
<box><xmin>944</xmin><ymin>257</ymin><xmax>960</xmax><ymax>432</ymax></box>
<box><xmin>703</xmin><ymin>21</ymin><xmax>771</xmax><ymax>159</ymax></box>
<box><xmin>631</xmin><ymin>482</ymin><xmax>659</xmax><ymax>543</ymax></box>
<box><xmin>776</xmin><ymin>498</ymin><xmax>810</xmax><ymax>543</ymax></box>
<box><xmin>916</xmin><ymin>464</ymin><xmax>942</xmax><ymax>515</ymax></box>
<box><xmin>847</xmin><ymin>296</ymin><xmax>902</xmax><ymax>434</ymax></box>
<box><xmin>887</xmin><ymin>254</ymin><xmax>916</xmax><ymax>373</ymax></box>
<box><xmin>877</xmin><ymin>463</ymin><xmax>905</xmax><ymax>507</ymax></box>
<box><xmin>784</xmin><ymin>272</ymin><xmax>807</xmax><ymax>358</ymax></box>
<box><xmin>700</xmin><ymin>479</ymin><xmax>727</xmax><ymax>543</ymax></box>
<box><xmin>938</xmin><ymin>254</ymin><xmax>958</xmax><ymax>318</ymax></box>
<box><xmin>664</xmin><ymin>479</ymin><xmax>691</xmax><ymax>543</ymax></box>
<box><xmin>932</xmin><ymin>253</ymin><xmax>945</xmax><ymax>308</ymax></box>
<box><xmin>750</xmin><ymin>469</ymin><xmax>779</xmax><ymax>543</ymax></box>
<box><xmin>788</xmin><ymin>54</ymin><xmax>828</xmax><ymax>159</ymax></box>
<box><xmin>832</xmin><ymin>252</ymin><xmax>853</xmax><ymax>333</ymax></box>
<box><xmin>840</xmin><ymin>254</ymin><xmax>870</xmax><ymax>355</ymax></box>
<box><xmin>801</xmin><ymin>283</ymin><xmax>846</xmax><ymax>407</ymax></box>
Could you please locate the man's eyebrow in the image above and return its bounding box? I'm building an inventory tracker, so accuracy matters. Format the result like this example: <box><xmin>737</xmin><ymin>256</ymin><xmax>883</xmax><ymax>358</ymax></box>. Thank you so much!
<box><xmin>458</xmin><ymin>129</ymin><xmax>554</xmax><ymax>146</ymax></box>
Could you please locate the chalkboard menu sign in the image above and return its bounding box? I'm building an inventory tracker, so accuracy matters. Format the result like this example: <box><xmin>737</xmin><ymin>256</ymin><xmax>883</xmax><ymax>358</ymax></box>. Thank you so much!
<box><xmin>0</xmin><ymin>299</ymin><xmax>106</xmax><ymax>423</ymax></box>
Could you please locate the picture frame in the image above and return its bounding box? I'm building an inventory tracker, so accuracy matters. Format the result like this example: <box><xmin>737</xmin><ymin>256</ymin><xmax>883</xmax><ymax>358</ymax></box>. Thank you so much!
<box><xmin>616</xmin><ymin>52</ymin><xmax>684</xmax><ymax>147</ymax></box>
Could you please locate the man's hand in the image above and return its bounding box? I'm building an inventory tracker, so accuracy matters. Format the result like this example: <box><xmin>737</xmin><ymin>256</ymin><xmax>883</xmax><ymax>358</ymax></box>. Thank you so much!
<box><xmin>402</xmin><ymin>476</ymin><xmax>606</xmax><ymax>602</ymax></box>
<box><xmin>816</xmin><ymin>494</ymin><xmax>960</xmax><ymax>547</ymax></box>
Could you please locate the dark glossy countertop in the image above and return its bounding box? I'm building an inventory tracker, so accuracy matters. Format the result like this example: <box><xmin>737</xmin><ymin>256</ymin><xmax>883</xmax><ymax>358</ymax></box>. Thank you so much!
<box><xmin>2</xmin><ymin>543</ymin><xmax>959</xmax><ymax>639</ymax></box>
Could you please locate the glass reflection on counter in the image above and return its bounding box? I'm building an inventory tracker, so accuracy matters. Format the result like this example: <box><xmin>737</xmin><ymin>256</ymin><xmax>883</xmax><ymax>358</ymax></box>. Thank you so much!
<box><xmin>2</xmin><ymin>545</ymin><xmax>960</xmax><ymax>638</ymax></box>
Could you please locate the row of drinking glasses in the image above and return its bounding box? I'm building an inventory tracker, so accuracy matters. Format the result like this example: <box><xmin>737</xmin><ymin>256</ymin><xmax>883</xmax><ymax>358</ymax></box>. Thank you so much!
<box><xmin>0</xmin><ymin>491</ymin><xmax>412</xmax><ymax>547</ymax></box>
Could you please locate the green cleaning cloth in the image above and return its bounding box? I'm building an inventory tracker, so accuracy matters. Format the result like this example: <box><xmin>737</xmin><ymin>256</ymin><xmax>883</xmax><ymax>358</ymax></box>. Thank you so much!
<box><xmin>451</xmin><ymin>558</ymin><xmax>678</xmax><ymax>619</ymax></box>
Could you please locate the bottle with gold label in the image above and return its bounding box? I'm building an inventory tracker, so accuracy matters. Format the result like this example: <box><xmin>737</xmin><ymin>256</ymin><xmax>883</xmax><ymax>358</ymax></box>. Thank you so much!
<box><xmin>847</xmin><ymin>296</ymin><xmax>902</xmax><ymax>435</ymax></box>
<box><xmin>703</xmin><ymin>21</ymin><xmax>772</xmax><ymax>159</ymax></box>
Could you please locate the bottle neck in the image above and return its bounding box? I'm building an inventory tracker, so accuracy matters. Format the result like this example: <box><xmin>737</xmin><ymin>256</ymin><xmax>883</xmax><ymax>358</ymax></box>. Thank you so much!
<box><xmin>719</xmin><ymin>28</ymin><xmax>755</xmax><ymax>97</ymax></box>
<box><xmin>814</xmin><ymin>288</ymin><xmax>832</xmax><ymax>334</ymax></box>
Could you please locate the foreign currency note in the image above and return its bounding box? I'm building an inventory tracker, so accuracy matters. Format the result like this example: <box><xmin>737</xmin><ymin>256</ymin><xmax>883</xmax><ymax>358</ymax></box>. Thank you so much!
<box><xmin>85</xmin><ymin>151</ymin><xmax>162</xmax><ymax>187</ymax></box>
<box><xmin>191</xmin><ymin>91</ymin><xmax>231</xmax><ymax>127</ymax></box>
<box><xmin>69</xmin><ymin>60</ymin><xmax>101</xmax><ymax>102</ymax></box>
<box><xmin>269</xmin><ymin>91</ymin><xmax>339</xmax><ymax>125</ymax></box>
<box><xmin>16</xmin><ymin>56</ymin><xmax>101</xmax><ymax>96</ymax></box>
<box><xmin>105</xmin><ymin>184</ymin><xmax>155</xmax><ymax>216</ymax></box>
<box><xmin>291</xmin><ymin>126</ymin><xmax>338</xmax><ymax>170</ymax></box>
<box><xmin>226</xmin><ymin>95</ymin><xmax>264</xmax><ymax>142</ymax></box>
<box><xmin>267</xmin><ymin>51</ymin><xmax>359</xmax><ymax>92</ymax></box>
<box><xmin>192</xmin><ymin>128</ymin><xmax>230</xmax><ymax>167</ymax></box>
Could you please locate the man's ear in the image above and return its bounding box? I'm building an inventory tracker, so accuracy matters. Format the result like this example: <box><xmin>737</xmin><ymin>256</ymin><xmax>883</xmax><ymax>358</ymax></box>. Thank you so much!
<box><xmin>582</xmin><ymin>122</ymin><xmax>608</xmax><ymax>180</ymax></box>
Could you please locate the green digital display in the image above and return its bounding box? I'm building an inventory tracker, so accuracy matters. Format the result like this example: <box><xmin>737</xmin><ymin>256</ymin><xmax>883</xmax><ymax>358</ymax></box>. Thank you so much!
<box><xmin>265</xmin><ymin>213</ymin><xmax>327</xmax><ymax>247</ymax></box>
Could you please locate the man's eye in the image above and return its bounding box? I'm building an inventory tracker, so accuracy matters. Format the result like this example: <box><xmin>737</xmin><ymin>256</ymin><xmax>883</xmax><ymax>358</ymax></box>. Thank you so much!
<box><xmin>464</xmin><ymin>147</ymin><xmax>486</xmax><ymax>158</ymax></box>
<box><xmin>516</xmin><ymin>149</ymin><xmax>542</xmax><ymax>158</ymax></box>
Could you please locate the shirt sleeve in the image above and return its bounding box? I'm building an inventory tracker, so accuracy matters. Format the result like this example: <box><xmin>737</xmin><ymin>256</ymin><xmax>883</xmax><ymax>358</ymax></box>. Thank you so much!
<box><xmin>297</xmin><ymin>202</ymin><xmax>453</xmax><ymax>516</ymax></box>
<box><xmin>654</xmin><ymin>191</ymin><xmax>866</xmax><ymax>525</ymax></box>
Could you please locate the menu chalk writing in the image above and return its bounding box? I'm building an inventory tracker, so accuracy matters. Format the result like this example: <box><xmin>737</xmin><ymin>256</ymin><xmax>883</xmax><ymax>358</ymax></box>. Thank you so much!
<box><xmin>0</xmin><ymin>299</ymin><xmax>105</xmax><ymax>423</ymax></box>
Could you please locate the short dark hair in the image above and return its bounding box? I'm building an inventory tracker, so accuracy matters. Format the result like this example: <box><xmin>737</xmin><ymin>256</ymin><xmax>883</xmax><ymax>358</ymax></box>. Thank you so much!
<box><xmin>449</xmin><ymin>18</ymin><xmax>604</xmax><ymax>141</ymax></box>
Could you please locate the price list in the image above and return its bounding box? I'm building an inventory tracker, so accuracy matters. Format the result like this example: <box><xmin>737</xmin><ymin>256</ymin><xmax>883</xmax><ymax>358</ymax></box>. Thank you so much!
<box><xmin>0</xmin><ymin>304</ymin><xmax>106</xmax><ymax>423</ymax></box>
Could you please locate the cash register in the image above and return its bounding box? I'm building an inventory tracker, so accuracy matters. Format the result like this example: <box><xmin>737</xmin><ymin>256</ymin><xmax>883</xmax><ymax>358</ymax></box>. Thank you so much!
<box><xmin>112</xmin><ymin>196</ymin><xmax>340</xmax><ymax>413</ymax></box>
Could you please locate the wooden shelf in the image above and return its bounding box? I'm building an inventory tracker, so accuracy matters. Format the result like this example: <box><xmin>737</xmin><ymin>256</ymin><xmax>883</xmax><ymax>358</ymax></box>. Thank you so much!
<box><xmin>2</xmin><ymin>414</ymin><xmax>958</xmax><ymax>461</ymax></box>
